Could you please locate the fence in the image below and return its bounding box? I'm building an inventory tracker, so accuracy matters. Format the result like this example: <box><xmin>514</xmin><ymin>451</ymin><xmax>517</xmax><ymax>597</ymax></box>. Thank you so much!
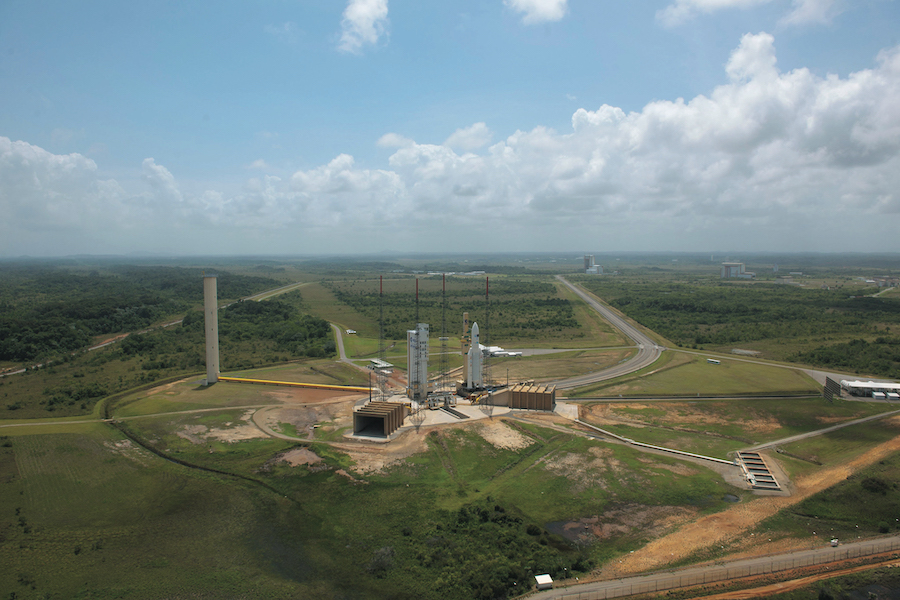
<box><xmin>554</xmin><ymin>537</ymin><xmax>900</xmax><ymax>600</ymax></box>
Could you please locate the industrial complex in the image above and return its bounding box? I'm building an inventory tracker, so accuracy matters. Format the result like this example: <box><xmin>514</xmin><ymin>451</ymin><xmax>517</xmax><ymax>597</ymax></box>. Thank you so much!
<box><xmin>201</xmin><ymin>274</ymin><xmax>557</xmax><ymax>441</ymax></box>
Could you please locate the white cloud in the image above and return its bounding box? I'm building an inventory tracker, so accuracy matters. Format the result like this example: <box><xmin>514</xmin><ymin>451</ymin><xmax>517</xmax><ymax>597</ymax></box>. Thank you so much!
<box><xmin>264</xmin><ymin>21</ymin><xmax>300</xmax><ymax>44</ymax></box>
<box><xmin>247</xmin><ymin>159</ymin><xmax>272</xmax><ymax>170</ymax></box>
<box><xmin>504</xmin><ymin>0</ymin><xmax>568</xmax><ymax>24</ymax></box>
<box><xmin>779</xmin><ymin>0</ymin><xmax>844</xmax><ymax>26</ymax></box>
<box><xmin>377</xmin><ymin>132</ymin><xmax>414</xmax><ymax>148</ymax></box>
<box><xmin>3</xmin><ymin>33</ymin><xmax>900</xmax><ymax>254</ymax></box>
<box><xmin>444</xmin><ymin>123</ymin><xmax>493</xmax><ymax>151</ymax></box>
<box><xmin>338</xmin><ymin>0</ymin><xmax>389</xmax><ymax>54</ymax></box>
<box><xmin>657</xmin><ymin>0</ymin><xmax>773</xmax><ymax>27</ymax></box>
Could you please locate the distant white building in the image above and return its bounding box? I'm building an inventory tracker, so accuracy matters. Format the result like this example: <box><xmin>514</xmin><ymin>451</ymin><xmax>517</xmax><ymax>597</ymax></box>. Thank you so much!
<box><xmin>584</xmin><ymin>255</ymin><xmax>602</xmax><ymax>274</ymax></box>
<box><xmin>721</xmin><ymin>262</ymin><xmax>755</xmax><ymax>279</ymax></box>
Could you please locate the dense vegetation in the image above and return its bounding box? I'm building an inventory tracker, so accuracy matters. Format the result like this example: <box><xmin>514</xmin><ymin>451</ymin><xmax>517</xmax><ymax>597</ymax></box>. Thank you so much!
<box><xmin>0</xmin><ymin>262</ymin><xmax>333</xmax><ymax>417</ymax></box>
<box><xmin>576</xmin><ymin>275</ymin><xmax>900</xmax><ymax>377</ymax></box>
<box><xmin>0</xmin><ymin>264</ymin><xmax>278</xmax><ymax>362</ymax></box>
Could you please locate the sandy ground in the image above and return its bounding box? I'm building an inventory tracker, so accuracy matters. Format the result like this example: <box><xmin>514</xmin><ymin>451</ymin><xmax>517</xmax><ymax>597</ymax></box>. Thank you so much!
<box><xmin>599</xmin><ymin>420</ymin><xmax>900</xmax><ymax>578</ymax></box>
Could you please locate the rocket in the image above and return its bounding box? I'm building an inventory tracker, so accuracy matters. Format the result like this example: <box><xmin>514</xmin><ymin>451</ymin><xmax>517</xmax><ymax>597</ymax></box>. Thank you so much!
<box><xmin>467</xmin><ymin>322</ymin><xmax>482</xmax><ymax>388</ymax></box>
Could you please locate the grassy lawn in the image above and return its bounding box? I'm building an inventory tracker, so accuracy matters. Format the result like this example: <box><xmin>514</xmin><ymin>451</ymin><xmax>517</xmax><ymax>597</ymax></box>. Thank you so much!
<box><xmin>571</xmin><ymin>352</ymin><xmax>821</xmax><ymax>398</ymax></box>
<box><xmin>755</xmin><ymin>447</ymin><xmax>900</xmax><ymax>546</ymax></box>
<box><xmin>579</xmin><ymin>398</ymin><xmax>895</xmax><ymax>458</ymax></box>
<box><xmin>779</xmin><ymin>416</ymin><xmax>900</xmax><ymax>468</ymax></box>
<box><xmin>499</xmin><ymin>348</ymin><xmax>636</xmax><ymax>383</ymax></box>
<box><xmin>0</xmin><ymin>424</ymin><xmax>326</xmax><ymax>599</ymax></box>
<box><xmin>545</xmin><ymin>282</ymin><xmax>630</xmax><ymax>348</ymax></box>
<box><xmin>301</xmin><ymin>282</ymin><xmax>382</xmax><ymax>337</ymax></box>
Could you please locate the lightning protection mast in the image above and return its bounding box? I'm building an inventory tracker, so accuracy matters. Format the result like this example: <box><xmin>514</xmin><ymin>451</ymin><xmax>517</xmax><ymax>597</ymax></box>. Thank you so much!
<box><xmin>483</xmin><ymin>276</ymin><xmax>491</xmax><ymax>387</ymax></box>
<box><xmin>377</xmin><ymin>275</ymin><xmax>388</xmax><ymax>401</ymax></box>
<box><xmin>440</xmin><ymin>273</ymin><xmax>449</xmax><ymax>404</ymax></box>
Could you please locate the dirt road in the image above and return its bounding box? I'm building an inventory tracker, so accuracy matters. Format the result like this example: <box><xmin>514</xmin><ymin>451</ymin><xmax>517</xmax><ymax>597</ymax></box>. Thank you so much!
<box><xmin>601</xmin><ymin>424</ymin><xmax>900</xmax><ymax>578</ymax></box>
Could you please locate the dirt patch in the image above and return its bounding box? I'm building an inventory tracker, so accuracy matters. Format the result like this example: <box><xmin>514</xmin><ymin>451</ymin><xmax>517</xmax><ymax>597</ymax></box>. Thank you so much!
<box><xmin>635</xmin><ymin>455</ymin><xmax>700</xmax><ymax>476</ymax></box>
<box><xmin>540</xmin><ymin>446</ymin><xmax>636</xmax><ymax>494</ymax></box>
<box><xmin>103</xmin><ymin>439</ymin><xmax>153</xmax><ymax>465</ymax></box>
<box><xmin>477</xmin><ymin>420</ymin><xmax>532</xmax><ymax>451</ymax></box>
<box><xmin>177</xmin><ymin>424</ymin><xmax>208</xmax><ymax>444</ymax></box>
<box><xmin>586</xmin><ymin>402</ymin><xmax>781</xmax><ymax>436</ymax></box>
<box><xmin>278</xmin><ymin>447</ymin><xmax>322</xmax><ymax>466</ymax></box>
<box><xmin>598</xmin><ymin>433</ymin><xmax>900</xmax><ymax>578</ymax></box>
<box><xmin>207</xmin><ymin>423</ymin><xmax>267</xmax><ymax>442</ymax></box>
<box><xmin>176</xmin><ymin>410</ymin><xmax>269</xmax><ymax>444</ymax></box>
<box><xmin>548</xmin><ymin>505</ymin><xmax>699</xmax><ymax>547</ymax></box>
<box><xmin>146</xmin><ymin>377</ymin><xmax>194</xmax><ymax>396</ymax></box>
<box><xmin>335</xmin><ymin>428</ymin><xmax>431</xmax><ymax>475</ymax></box>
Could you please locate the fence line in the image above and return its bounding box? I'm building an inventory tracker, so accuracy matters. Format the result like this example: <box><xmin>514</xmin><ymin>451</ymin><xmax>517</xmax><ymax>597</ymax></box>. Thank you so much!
<box><xmin>556</xmin><ymin>538</ymin><xmax>900</xmax><ymax>600</ymax></box>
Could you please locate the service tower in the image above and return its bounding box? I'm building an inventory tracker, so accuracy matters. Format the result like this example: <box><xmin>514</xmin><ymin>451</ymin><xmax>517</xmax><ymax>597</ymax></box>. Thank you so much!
<box><xmin>203</xmin><ymin>273</ymin><xmax>220</xmax><ymax>385</ymax></box>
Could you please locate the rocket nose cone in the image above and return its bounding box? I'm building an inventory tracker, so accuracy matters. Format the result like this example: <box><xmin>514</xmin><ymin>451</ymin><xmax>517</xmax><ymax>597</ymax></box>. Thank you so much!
<box><xmin>471</xmin><ymin>322</ymin><xmax>479</xmax><ymax>336</ymax></box>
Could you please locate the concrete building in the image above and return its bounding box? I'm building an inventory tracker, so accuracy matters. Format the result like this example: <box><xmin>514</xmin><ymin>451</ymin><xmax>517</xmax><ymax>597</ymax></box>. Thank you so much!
<box><xmin>353</xmin><ymin>402</ymin><xmax>408</xmax><ymax>437</ymax></box>
<box><xmin>407</xmin><ymin>323</ymin><xmax>429</xmax><ymax>400</ymax></box>
<box><xmin>721</xmin><ymin>262</ymin><xmax>755</xmax><ymax>279</ymax></box>
<box><xmin>721</xmin><ymin>262</ymin><xmax>744</xmax><ymax>278</ymax></box>
<box><xmin>203</xmin><ymin>274</ymin><xmax>219</xmax><ymax>385</ymax></box>
<box><xmin>584</xmin><ymin>254</ymin><xmax>595</xmax><ymax>271</ymax></box>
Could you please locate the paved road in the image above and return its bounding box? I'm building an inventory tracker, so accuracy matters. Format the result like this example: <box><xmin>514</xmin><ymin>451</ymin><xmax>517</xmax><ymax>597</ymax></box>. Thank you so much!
<box><xmin>552</xmin><ymin>276</ymin><xmax>663</xmax><ymax>390</ymax></box>
<box><xmin>330</xmin><ymin>323</ymin><xmax>351</xmax><ymax>364</ymax></box>
<box><xmin>747</xmin><ymin>408</ymin><xmax>900</xmax><ymax>451</ymax></box>
<box><xmin>528</xmin><ymin>536</ymin><xmax>900</xmax><ymax>600</ymax></box>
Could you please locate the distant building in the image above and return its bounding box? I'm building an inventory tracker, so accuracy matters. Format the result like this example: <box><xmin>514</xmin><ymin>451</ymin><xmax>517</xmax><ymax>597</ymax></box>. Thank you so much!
<box><xmin>721</xmin><ymin>262</ymin><xmax>755</xmax><ymax>279</ymax></box>
<box><xmin>721</xmin><ymin>262</ymin><xmax>744</xmax><ymax>278</ymax></box>
<box><xmin>584</xmin><ymin>255</ymin><xmax>602</xmax><ymax>274</ymax></box>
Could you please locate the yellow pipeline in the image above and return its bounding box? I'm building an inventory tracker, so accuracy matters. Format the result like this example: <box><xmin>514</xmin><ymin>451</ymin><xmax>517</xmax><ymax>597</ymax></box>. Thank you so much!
<box><xmin>218</xmin><ymin>376</ymin><xmax>370</xmax><ymax>393</ymax></box>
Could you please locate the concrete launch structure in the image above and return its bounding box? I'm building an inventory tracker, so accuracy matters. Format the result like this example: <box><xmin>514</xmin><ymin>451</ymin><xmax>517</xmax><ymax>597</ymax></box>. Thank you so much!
<box><xmin>467</xmin><ymin>322</ymin><xmax>483</xmax><ymax>389</ymax></box>
<box><xmin>203</xmin><ymin>274</ymin><xmax>220</xmax><ymax>385</ymax></box>
<box><xmin>407</xmin><ymin>323</ymin><xmax>429</xmax><ymax>400</ymax></box>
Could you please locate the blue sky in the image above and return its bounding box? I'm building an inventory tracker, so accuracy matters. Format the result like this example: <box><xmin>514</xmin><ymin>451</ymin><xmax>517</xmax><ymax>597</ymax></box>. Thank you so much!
<box><xmin>1</xmin><ymin>0</ymin><xmax>899</xmax><ymax>257</ymax></box>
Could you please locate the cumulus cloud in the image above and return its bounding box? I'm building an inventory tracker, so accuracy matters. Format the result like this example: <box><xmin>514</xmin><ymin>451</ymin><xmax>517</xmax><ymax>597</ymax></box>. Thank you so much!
<box><xmin>247</xmin><ymin>159</ymin><xmax>272</xmax><ymax>170</ymax></box>
<box><xmin>779</xmin><ymin>0</ymin><xmax>844</xmax><ymax>26</ymax></box>
<box><xmin>504</xmin><ymin>0</ymin><xmax>568</xmax><ymax>24</ymax></box>
<box><xmin>657</xmin><ymin>0</ymin><xmax>773</xmax><ymax>27</ymax></box>
<box><xmin>338</xmin><ymin>0</ymin><xmax>389</xmax><ymax>54</ymax></box>
<box><xmin>377</xmin><ymin>132</ymin><xmax>414</xmax><ymax>148</ymax></box>
<box><xmin>444</xmin><ymin>123</ymin><xmax>493</xmax><ymax>151</ymax></box>
<box><xmin>3</xmin><ymin>32</ymin><xmax>900</xmax><ymax>254</ymax></box>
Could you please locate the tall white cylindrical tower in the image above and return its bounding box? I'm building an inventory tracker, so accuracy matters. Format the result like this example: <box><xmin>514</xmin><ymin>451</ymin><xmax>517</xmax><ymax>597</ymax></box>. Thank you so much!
<box><xmin>203</xmin><ymin>274</ymin><xmax>219</xmax><ymax>385</ymax></box>
<box><xmin>467</xmin><ymin>322</ymin><xmax>482</xmax><ymax>389</ymax></box>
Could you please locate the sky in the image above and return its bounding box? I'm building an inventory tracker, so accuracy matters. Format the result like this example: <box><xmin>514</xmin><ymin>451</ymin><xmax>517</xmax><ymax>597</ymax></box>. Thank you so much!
<box><xmin>1</xmin><ymin>0</ymin><xmax>899</xmax><ymax>257</ymax></box>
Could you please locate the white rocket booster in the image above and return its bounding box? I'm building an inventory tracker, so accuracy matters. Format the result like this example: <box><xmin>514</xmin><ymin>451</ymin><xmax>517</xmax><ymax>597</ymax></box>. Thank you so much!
<box><xmin>467</xmin><ymin>322</ymin><xmax>483</xmax><ymax>388</ymax></box>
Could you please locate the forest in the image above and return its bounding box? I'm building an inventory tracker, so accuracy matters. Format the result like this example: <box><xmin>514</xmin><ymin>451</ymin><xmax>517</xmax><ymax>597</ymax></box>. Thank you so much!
<box><xmin>0</xmin><ymin>264</ymin><xmax>279</xmax><ymax>362</ymax></box>
<box><xmin>0</xmin><ymin>264</ymin><xmax>332</xmax><ymax>417</ymax></box>
<box><xmin>576</xmin><ymin>274</ymin><xmax>900</xmax><ymax>378</ymax></box>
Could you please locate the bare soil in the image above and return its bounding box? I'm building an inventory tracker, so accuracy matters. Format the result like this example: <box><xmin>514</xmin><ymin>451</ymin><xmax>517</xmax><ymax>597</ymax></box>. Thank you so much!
<box><xmin>598</xmin><ymin>428</ymin><xmax>900</xmax><ymax>578</ymax></box>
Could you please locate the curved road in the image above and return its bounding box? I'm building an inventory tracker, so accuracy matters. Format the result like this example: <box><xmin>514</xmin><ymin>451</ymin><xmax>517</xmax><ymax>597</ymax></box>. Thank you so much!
<box><xmin>553</xmin><ymin>276</ymin><xmax>663</xmax><ymax>390</ymax></box>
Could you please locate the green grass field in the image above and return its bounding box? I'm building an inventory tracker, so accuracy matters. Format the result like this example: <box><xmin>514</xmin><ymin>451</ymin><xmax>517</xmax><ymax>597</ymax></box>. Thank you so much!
<box><xmin>578</xmin><ymin>398</ymin><xmax>895</xmax><ymax>458</ymax></box>
<box><xmin>570</xmin><ymin>351</ymin><xmax>821</xmax><ymax>398</ymax></box>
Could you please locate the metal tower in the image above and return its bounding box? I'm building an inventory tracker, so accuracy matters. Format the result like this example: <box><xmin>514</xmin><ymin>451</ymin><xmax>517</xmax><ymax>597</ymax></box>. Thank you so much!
<box><xmin>440</xmin><ymin>274</ymin><xmax>449</xmax><ymax>402</ymax></box>
<box><xmin>377</xmin><ymin>275</ymin><xmax>388</xmax><ymax>400</ymax></box>
<box><xmin>483</xmin><ymin>276</ymin><xmax>491</xmax><ymax>387</ymax></box>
